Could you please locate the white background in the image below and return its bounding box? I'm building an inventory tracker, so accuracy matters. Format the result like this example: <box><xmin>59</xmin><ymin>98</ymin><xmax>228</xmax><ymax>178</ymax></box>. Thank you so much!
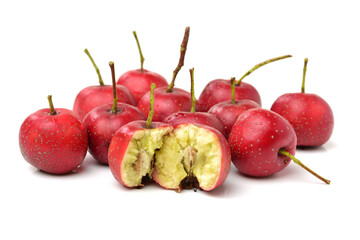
<box><xmin>1</xmin><ymin>0</ymin><xmax>359</xmax><ymax>239</ymax></box>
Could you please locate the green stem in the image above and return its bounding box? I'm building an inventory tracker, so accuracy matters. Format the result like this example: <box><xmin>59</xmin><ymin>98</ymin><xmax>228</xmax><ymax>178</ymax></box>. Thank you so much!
<box><xmin>146</xmin><ymin>83</ymin><xmax>156</xmax><ymax>128</ymax></box>
<box><xmin>230</xmin><ymin>77</ymin><xmax>236</xmax><ymax>104</ymax></box>
<box><xmin>84</xmin><ymin>48</ymin><xmax>104</xmax><ymax>86</ymax></box>
<box><xmin>279</xmin><ymin>149</ymin><xmax>331</xmax><ymax>185</ymax></box>
<box><xmin>236</xmin><ymin>55</ymin><xmax>292</xmax><ymax>85</ymax></box>
<box><xmin>301</xmin><ymin>58</ymin><xmax>308</xmax><ymax>93</ymax></box>
<box><xmin>47</xmin><ymin>95</ymin><xmax>57</xmax><ymax>115</ymax></box>
<box><xmin>109</xmin><ymin>61</ymin><xmax>118</xmax><ymax>113</ymax></box>
<box><xmin>133</xmin><ymin>31</ymin><xmax>145</xmax><ymax>72</ymax></box>
<box><xmin>167</xmin><ymin>26</ymin><xmax>190</xmax><ymax>92</ymax></box>
<box><xmin>189</xmin><ymin>68</ymin><xmax>196</xmax><ymax>113</ymax></box>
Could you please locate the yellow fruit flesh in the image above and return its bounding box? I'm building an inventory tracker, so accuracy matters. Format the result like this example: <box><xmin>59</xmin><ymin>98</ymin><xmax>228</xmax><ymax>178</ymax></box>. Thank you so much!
<box><xmin>155</xmin><ymin>125</ymin><xmax>222</xmax><ymax>190</ymax></box>
<box><xmin>121</xmin><ymin>127</ymin><xmax>172</xmax><ymax>187</ymax></box>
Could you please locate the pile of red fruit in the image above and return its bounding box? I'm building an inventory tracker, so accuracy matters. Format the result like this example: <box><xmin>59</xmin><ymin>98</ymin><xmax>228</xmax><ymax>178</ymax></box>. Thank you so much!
<box><xmin>19</xmin><ymin>27</ymin><xmax>333</xmax><ymax>192</ymax></box>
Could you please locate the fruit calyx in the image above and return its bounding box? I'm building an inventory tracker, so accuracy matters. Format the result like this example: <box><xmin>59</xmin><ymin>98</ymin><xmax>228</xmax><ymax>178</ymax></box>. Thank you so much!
<box><xmin>278</xmin><ymin>149</ymin><xmax>330</xmax><ymax>184</ymax></box>
<box><xmin>47</xmin><ymin>95</ymin><xmax>57</xmax><ymax>115</ymax></box>
<box><xmin>146</xmin><ymin>83</ymin><xmax>156</xmax><ymax>128</ymax></box>
<box><xmin>236</xmin><ymin>55</ymin><xmax>292</xmax><ymax>86</ymax></box>
<box><xmin>133</xmin><ymin>31</ymin><xmax>145</xmax><ymax>72</ymax></box>
<box><xmin>167</xmin><ymin>26</ymin><xmax>190</xmax><ymax>92</ymax></box>
<box><xmin>84</xmin><ymin>48</ymin><xmax>105</xmax><ymax>86</ymax></box>
<box><xmin>301</xmin><ymin>58</ymin><xmax>309</xmax><ymax>93</ymax></box>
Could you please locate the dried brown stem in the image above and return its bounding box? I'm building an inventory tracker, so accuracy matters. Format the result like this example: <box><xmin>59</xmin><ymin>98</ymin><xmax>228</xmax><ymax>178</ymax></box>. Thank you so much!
<box><xmin>167</xmin><ymin>26</ymin><xmax>190</xmax><ymax>92</ymax></box>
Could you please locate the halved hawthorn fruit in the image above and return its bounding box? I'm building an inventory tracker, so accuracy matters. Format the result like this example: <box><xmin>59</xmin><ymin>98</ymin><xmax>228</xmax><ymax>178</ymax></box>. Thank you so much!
<box><xmin>108</xmin><ymin>122</ymin><xmax>231</xmax><ymax>192</ymax></box>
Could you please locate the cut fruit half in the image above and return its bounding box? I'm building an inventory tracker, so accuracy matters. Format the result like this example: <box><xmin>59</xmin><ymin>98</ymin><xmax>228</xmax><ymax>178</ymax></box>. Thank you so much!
<box><xmin>153</xmin><ymin>124</ymin><xmax>231</xmax><ymax>191</ymax></box>
<box><xmin>108</xmin><ymin>121</ymin><xmax>173</xmax><ymax>187</ymax></box>
<box><xmin>108</xmin><ymin>122</ymin><xmax>231</xmax><ymax>191</ymax></box>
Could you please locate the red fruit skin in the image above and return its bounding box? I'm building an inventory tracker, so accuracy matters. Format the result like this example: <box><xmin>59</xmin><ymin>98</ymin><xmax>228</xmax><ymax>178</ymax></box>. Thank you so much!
<box><xmin>271</xmin><ymin>93</ymin><xmax>334</xmax><ymax>147</ymax></box>
<box><xmin>117</xmin><ymin>69</ymin><xmax>169</xmax><ymax>104</ymax></box>
<box><xmin>83</xmin><ymin>103</ymin><xmax>146</xmax><ymax>165</ymax></box>
<box><xmin>152</xmin><ymin>123</ymin><xmax>232</xmax><ymax>191</ymax></box>
<box><xmin>137</xmin><ymin>87</ymin><xmax>192</xmax><ymax>122</ymax></box>
<box><xmin>163</xmin><ymin>112</ymin><xmax>226</xmax><ymax>137</ymax></box>
<box><xmin>19</xmin><ymin>108</ymin><xmax>88</xmax><ymax>174</ymax></box>
<box><xmin>108</xmin><ymin>121</ymin><xmax>172</xmax><ymax>187</ymax></box>
<box><xmin>73</xmin><ymin>85</ymin><xmax>136</xmax><ymax>121</ymax></box>
<box><xmin>228</xmin><ymin>108</ymin><xmax>297</xmax><ymax>177</ymax></box>
<box><xmin>196</xmin><ymin>79</ymin><xmax>261</xmax><ymax>112</ymax></box>
<box><xmin>208</xmin><ymin>99</ymin><xmax>260</xmax><ymax>138</ymax></box>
